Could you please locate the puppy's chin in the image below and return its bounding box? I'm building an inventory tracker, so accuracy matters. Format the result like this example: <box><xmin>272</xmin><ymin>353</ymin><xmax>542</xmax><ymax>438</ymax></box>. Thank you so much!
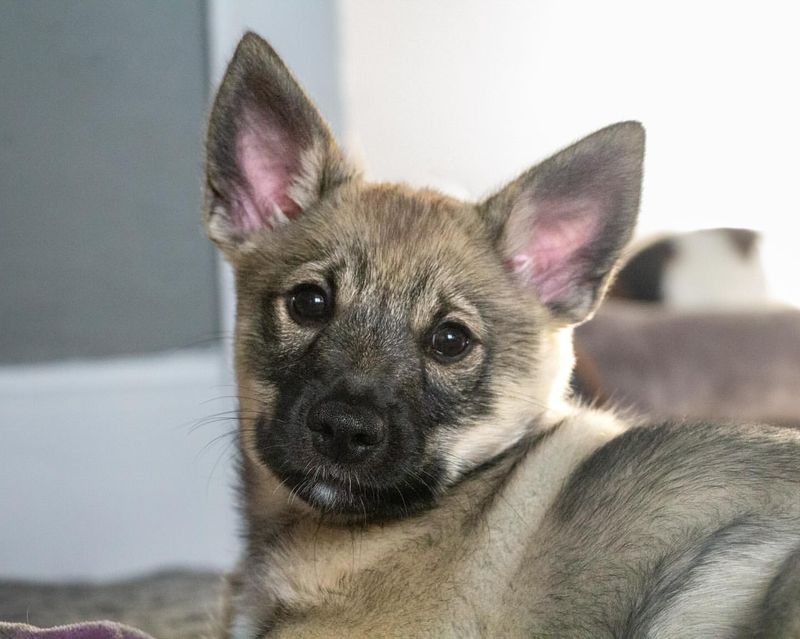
<box><xmin>274</xmin><ymin>464</ymin><xmax>444</xmax><ymax>523</ymax></box>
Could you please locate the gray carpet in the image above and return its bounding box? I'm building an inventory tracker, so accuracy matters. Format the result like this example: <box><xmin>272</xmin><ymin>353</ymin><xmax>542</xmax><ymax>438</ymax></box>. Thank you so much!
<box><xmin>0</xmin><ymin>570</ymin><xmax>225</xmax><ymax>639</ymax></box>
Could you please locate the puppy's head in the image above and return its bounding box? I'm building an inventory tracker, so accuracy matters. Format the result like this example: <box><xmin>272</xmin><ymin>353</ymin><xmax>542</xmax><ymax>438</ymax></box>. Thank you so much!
<box><xmin>205</xmin><ymin>33</ymin><xmax>644</xmax><ymax>520</ymax></box>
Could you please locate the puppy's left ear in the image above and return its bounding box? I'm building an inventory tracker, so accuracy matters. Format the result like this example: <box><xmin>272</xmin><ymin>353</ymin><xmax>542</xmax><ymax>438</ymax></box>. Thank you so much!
<box><xmin>482</xmin><ymin>121</ymin><xmax>645</xmax><ymax>325</ymax></box>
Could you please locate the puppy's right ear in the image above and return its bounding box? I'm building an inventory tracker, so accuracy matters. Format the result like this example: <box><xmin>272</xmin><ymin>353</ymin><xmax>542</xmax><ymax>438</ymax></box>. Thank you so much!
<box><xmin>204</xmin><ymin>32</ymin><xmax>357</xmax><ymax>257</ymax></box>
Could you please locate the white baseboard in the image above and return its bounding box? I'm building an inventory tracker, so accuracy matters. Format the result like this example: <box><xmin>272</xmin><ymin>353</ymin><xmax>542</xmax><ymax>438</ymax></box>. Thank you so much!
<box><xmin>0</xmin><ymin>349</ymin><xmax>239</xmax><ymax>580</ymax></box>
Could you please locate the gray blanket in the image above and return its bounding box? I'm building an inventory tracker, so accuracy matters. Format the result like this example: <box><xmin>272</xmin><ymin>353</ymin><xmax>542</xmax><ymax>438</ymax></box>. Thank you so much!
<box><xmin>0</xmin><ymin>571</ymin><xmax>223</xmax><ymax>639</ymax></box>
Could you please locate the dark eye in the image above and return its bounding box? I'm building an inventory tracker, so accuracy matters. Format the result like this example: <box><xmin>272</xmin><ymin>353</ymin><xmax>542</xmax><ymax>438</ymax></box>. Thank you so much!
<box><xmin>429</xmin><ymin>322</ymin><xmax>472</xmax><ymax>362</ymax></box>
<box><xmin>288</xmin><ymin>284</ymin><xmax>332</xmax><ymax>325</ymax></box>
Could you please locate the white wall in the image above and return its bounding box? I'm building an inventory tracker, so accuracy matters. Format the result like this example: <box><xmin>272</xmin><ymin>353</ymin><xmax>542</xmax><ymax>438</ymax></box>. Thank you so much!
<box><xmin>340</xmin><ymin>0</ymin><xmax>800</xmax><ymax>305</ymax></box>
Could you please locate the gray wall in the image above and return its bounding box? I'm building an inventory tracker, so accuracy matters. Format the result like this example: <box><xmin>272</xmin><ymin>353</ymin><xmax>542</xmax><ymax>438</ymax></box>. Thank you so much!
<box><xmin>0</xmin><ymin>1</ymin><xmax>218</xmax><ymax>363</ymax></box>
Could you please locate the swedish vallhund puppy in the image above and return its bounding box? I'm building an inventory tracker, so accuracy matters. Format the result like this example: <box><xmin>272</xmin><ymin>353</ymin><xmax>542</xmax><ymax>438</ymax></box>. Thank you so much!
<box><xmin>204</xmin><ymin>33</ymin><xmax>800</xmax><ymax>638</ymax></box>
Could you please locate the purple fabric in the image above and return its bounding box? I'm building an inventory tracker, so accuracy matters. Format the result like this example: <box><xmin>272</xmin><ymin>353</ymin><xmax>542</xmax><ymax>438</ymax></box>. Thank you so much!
<box><xmin>0</xmin><ymin>622</ymin><xmax>154</xmax><ymax>639</ymax></box>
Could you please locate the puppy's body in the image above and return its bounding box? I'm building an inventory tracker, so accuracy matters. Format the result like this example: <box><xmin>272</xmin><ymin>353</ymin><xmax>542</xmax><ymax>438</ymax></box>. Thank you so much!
<box><xmin>205</xmin><ymin>34</ymin><xmax>800</xmax><ymax>638</ymax></box>
<box><xmin>228</xmin><ymin>413</ymin><xmax>800</xmax><ymax>638</ymax></box>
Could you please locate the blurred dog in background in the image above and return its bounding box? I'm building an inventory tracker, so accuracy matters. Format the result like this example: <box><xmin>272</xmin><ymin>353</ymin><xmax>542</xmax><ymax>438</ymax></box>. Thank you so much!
<box><xmin>611</xmin><ymin>227</ymin><xmax>769</xmax><ymax>309</ymax></box>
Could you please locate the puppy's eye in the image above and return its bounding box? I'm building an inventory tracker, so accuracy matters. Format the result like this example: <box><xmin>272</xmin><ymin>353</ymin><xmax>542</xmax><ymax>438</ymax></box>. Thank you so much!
<box><xmin>288</xmin><ymin>284</ymin><xmax>332</xmax><ymax>325</ymax></box>
<box><xmin>429</xmin><ymin>322</ymin><xmax>472</xmax><ymax>363</ymax></box>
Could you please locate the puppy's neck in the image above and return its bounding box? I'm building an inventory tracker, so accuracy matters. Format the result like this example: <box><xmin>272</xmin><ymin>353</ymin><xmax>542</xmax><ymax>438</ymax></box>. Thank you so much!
<box><xmin>231</xmin><ymin>445</ymin><xmax>517</xmax><ymax>632</ymax></box>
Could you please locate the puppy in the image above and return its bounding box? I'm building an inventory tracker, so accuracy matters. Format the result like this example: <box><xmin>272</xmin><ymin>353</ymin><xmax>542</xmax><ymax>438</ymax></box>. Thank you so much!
<box><xmin>204</xmin><ymin>33</ymin><xmax>800</xmax><ymax>638</ymax></box>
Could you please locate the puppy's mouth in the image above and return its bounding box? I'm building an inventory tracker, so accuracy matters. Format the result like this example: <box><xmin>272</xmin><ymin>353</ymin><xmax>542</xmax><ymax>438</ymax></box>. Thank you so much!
<box><xmin>276</xmin><ymin>463</ymin><xmax>443</xmax><ymax>521</ymax></box>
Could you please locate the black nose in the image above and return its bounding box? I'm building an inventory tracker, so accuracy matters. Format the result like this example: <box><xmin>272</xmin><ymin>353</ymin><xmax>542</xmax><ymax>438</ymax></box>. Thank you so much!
<box><xmin>307</xmin><ymin>401</ymin><xmax>385</xmax><ymax>463</ymax></box>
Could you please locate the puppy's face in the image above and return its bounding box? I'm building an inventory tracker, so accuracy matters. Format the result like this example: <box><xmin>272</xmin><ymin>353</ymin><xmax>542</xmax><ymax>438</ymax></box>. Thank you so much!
<box><xmin>231</xmin><ymin>185</ymin><xmax>542</xmax><ymax>519</ymax></box>
<box><xmin>205</xmin><ymin>34</ymin><xmax>644</xmax><ymax>520</ymax></box>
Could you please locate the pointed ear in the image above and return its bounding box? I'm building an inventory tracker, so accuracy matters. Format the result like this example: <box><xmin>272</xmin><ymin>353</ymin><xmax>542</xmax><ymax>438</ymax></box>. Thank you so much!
<box><xmin>204</xmin><ymin>32</ymin><xmax>357</xmax><ymax>255</ymax></box>
<box><xmin>482</xmin><ymin>122</ymin><xmax>645</xmax><ymax>325</ymax></box>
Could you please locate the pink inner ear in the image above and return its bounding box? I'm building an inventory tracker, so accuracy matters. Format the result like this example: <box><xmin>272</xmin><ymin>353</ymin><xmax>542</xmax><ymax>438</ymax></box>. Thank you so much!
<box><xmin>231</xmin><ymin>120</ymin><xmax>303</xmax><ymax>233</ymax></box>
<box><xmin>509</xmin><ymin>198</ymin><xmax>602</xmax><ymax>305</ymax></box>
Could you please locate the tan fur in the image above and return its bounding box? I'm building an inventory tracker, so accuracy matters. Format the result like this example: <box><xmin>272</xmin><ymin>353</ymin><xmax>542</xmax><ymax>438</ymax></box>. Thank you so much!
<box><xmin>441</xmin><ymin>326</ymin><xmax>575</xmax><ymax>479</ymax></box>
